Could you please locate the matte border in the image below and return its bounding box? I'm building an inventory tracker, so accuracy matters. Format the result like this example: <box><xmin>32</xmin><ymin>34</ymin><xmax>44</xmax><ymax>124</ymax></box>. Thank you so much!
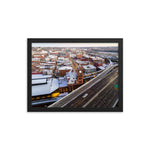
<box><xmin>27</xmin><ymin>38</ymin><xmax>123</xmax><ymax>112</ymax></box>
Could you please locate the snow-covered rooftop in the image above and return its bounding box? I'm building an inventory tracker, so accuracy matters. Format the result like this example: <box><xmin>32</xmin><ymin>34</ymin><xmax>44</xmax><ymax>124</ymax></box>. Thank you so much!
<box><xmin>58</xmin><ymin>77</ymin><xmax>68</xmax><ymax>87</ymax></box>
<box><xmin>83</xmin><ymin>65</ymin><xmax>96</xmax><ymax>70</ymax></box>
<box><xmin>42</xmin><ymin>50</ymin><xmax>48</xmax><ymax>54</ymax></box>
<box><xmin>66</xmin><ymin>69</ymin><xmax>77</xmax><ymax>85</ymax></box>
<box><xmin>76</xmin><ymin>60</ymin><xmax>89</xmax><ymax>64</ymax></box>
<box><xmin>83</xmin><ymin>54</ymin><xmax>90</xmax><ymax>58</ymax></box>
<box><xmin>32</xmin><ymin>78</ymin><xmax>59</xmax><ymax>96</ymax></box>
<box><xmin>48</xmin><ymin>55</ymin><xmax>57</xmax><ymax>58</ymax></box>
<box><xmin>32</xmin><ymin>74</ymin><xmax>52</xmax><ymax>79</ymax></box>
<box><xmin>47</xmin><ymin>61</ymin><xmax>56</xmax><ymax>64</ymax></box>
<box><xmin>64</xmin><ymin>63</ymin><xmax>71</xmax><ymax>66</ymax></box>
<box><xmin>92</xmin><ymin>57</ymin><xmax>104</xmax><ymax>61</ymax></box>
<box><xmin>32</xmin><ymin>58</ymin><xmax>40</xmax><ymax>61</ymax></box>
<box><xmin>32</xmin><ymin>79</ymin><xmax>47</xmax><ymax>85</ymax></box>
<box><xmin>70</xmin><ymin>54</ymin><xmax>76</xmax><ymax>57</ymax></box>
<box><xmin>98</xmin><ymin>66</ymin><xmax>105</xmax><ymax>70</ymax></box>
<box><xmin>58</xmin><ymin>66</ymin><xmax>72</xmax><ymax>71</ymax></box>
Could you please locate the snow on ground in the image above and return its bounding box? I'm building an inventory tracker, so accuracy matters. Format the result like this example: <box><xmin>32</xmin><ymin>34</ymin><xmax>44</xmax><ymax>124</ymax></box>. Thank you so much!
<box><xmin>32</xmin><ymin>78</ymin><xmax>59</xmax><ymax>96</ymax></box>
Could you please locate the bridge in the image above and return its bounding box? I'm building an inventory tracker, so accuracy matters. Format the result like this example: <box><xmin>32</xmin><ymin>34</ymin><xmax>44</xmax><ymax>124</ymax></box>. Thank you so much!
<box><xmin>48</xmin><ymin>64</ymin><xmax>119</xmax><ymax>108</ymax></box>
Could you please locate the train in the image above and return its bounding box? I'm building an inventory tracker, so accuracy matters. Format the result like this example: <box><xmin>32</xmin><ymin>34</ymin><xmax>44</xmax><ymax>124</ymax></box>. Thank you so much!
<box><xmin>32</xmin><ymin>91</ymin><xmax>60</xmax><ymax>100</ymax></box>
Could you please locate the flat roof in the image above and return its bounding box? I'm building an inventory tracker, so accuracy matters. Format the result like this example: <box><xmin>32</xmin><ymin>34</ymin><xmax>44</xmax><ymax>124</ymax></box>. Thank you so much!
<box><xmin>58</xmin><ymin>66</ymin><xmax>72</xmax><ymax>71</ymax></box>
<box><xmin>83</xmin><ymin>65</ymin><xmax>96</xmax><ymax>70</ymax></box>
<box><xmin>32</xmin><ymin>74</ymin><xmax>52</xmax><ymax>79</ymax></box>
<box><xmin>32</xmin><ymin>78</ymin><xmax>58</xmax><ymax>96</ymax></box>
<box><xmin>32</xmin><ymin>79</ymin><xmax>47</xmax><ymax>85</ymax></box>
<box><xmin>98</xmin><ymin>66</ymin><xmax>105</xmax><ymax>70</ymax></box>
<box><xmin>76</xmin><ymin>60</ymin><xmax>89</xmax><ymax>64</ymax></box>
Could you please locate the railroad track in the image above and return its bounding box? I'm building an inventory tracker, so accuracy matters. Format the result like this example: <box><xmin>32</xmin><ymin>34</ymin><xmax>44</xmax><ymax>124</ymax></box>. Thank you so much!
<box><xmin>48</xmin><ymin>64</ymin><xmax>118</xmax><ymax>108</ymax></box>
<box><xmin>64</xmin><ymin>69</ymin><xmax>118</xmax><ymax>108</ymax></box>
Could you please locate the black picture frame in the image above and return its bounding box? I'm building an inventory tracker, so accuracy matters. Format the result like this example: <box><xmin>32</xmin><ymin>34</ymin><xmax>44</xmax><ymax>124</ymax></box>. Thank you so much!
<box><xmin>27</xmin><ymin>38</ymin><xmax>123</xmax><ymax>112</ymax></box>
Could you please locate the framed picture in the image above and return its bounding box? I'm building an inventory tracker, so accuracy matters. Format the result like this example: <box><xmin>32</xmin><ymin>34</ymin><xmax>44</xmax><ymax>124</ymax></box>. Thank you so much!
<box><xmin>27</xmin><ymin>38</ymin><xmax>123</xmax><ymax>112</ymax></box>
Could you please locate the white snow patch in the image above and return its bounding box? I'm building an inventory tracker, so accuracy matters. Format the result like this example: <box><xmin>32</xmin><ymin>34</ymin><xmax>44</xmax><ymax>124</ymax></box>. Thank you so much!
<box><xmin>32</xmin><ymin>78</ymin><xmax>59</xmax><ymax>96</ymax></box>
<box><xmin>58</xmin><ymin>66</ymin><xmax>72</xmax><ymax>70</ymax></box>
<box><xmin>59</xmin><ymin>77</ymin><xmax>68</xmax><ymax>87</ymax></box>
<box><xmin>32</xmin><ymin>74</ymin><xmax>52</xmax><ymax>79</ymax></box>
<box><xmin>98</xmin><ymin>66</ymin><xmax>105</xmax><ymax>70</ymax></box>
<box><xmin>32</xmin><ymin>79</ymin><xmax>47</xmax><ymax>84</ymax></box>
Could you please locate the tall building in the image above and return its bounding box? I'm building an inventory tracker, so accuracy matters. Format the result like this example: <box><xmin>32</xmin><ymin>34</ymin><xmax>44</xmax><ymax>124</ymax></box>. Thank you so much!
<box><xmin>77</xmin><ymin>65</ymin><xmax>83</xmax><ymax>84</ymax></box>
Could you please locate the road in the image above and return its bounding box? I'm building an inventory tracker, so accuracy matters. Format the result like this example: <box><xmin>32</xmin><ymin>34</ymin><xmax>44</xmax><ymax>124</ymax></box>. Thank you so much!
<box><xmin>48</xmin><ymin>65</ymin><xmax>118</xmax><ymax>108</ymax></box>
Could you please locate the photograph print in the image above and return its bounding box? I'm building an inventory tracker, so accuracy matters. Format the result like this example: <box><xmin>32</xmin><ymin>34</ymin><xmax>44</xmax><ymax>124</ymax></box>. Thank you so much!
<box><xmin>28</xmin><ymin>39</ymin><xmax>123</xmax><ymax>112</ymax></box>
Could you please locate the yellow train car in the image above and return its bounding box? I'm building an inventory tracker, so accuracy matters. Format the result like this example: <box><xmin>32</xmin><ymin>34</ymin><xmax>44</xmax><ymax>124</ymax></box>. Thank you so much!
<box><xmin>51</xmin><ymin>92</ymin><xmax>60</xmax><ymax>98</ymax></box>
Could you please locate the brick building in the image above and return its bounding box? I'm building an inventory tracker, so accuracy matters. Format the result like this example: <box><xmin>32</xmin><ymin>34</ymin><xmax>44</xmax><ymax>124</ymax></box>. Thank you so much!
<box><xmin>77</xmin><ymin>65</ymin><xmax>83</xmax><ymax>84</ymax></box>
<box><xmin>58</xmin><ymin>66</ymin><xmax>72</xmax><ymax>76</ymax></box>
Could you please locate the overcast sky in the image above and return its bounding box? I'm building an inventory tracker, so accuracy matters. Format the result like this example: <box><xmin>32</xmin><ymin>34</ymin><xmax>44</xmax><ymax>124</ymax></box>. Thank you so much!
<box><xmin>32</xmin><ymin>43</ymin><xmax>118</xmax><ymax>47</ymax></box>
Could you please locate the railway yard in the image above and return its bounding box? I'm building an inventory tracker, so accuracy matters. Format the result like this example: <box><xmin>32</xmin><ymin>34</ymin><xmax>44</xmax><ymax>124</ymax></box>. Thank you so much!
<box><xmin>48</xmin><ymin>65</ymin><xmax>119</xmax><ymax>109</ymax></box>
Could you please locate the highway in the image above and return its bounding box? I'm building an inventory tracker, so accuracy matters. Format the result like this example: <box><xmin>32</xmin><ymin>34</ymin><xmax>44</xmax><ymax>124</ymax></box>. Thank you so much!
<box><xmin>48</xmin><ymin>65</ymin><xmax>119</xmax><ymax>109</ymax></box>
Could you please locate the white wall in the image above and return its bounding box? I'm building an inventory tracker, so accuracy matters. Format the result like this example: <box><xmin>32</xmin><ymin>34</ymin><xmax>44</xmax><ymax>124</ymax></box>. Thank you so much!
<box><xmin>0</xmin><ymin>0</ymin><xmax>150</xmax><ymax>150</ymax></box>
